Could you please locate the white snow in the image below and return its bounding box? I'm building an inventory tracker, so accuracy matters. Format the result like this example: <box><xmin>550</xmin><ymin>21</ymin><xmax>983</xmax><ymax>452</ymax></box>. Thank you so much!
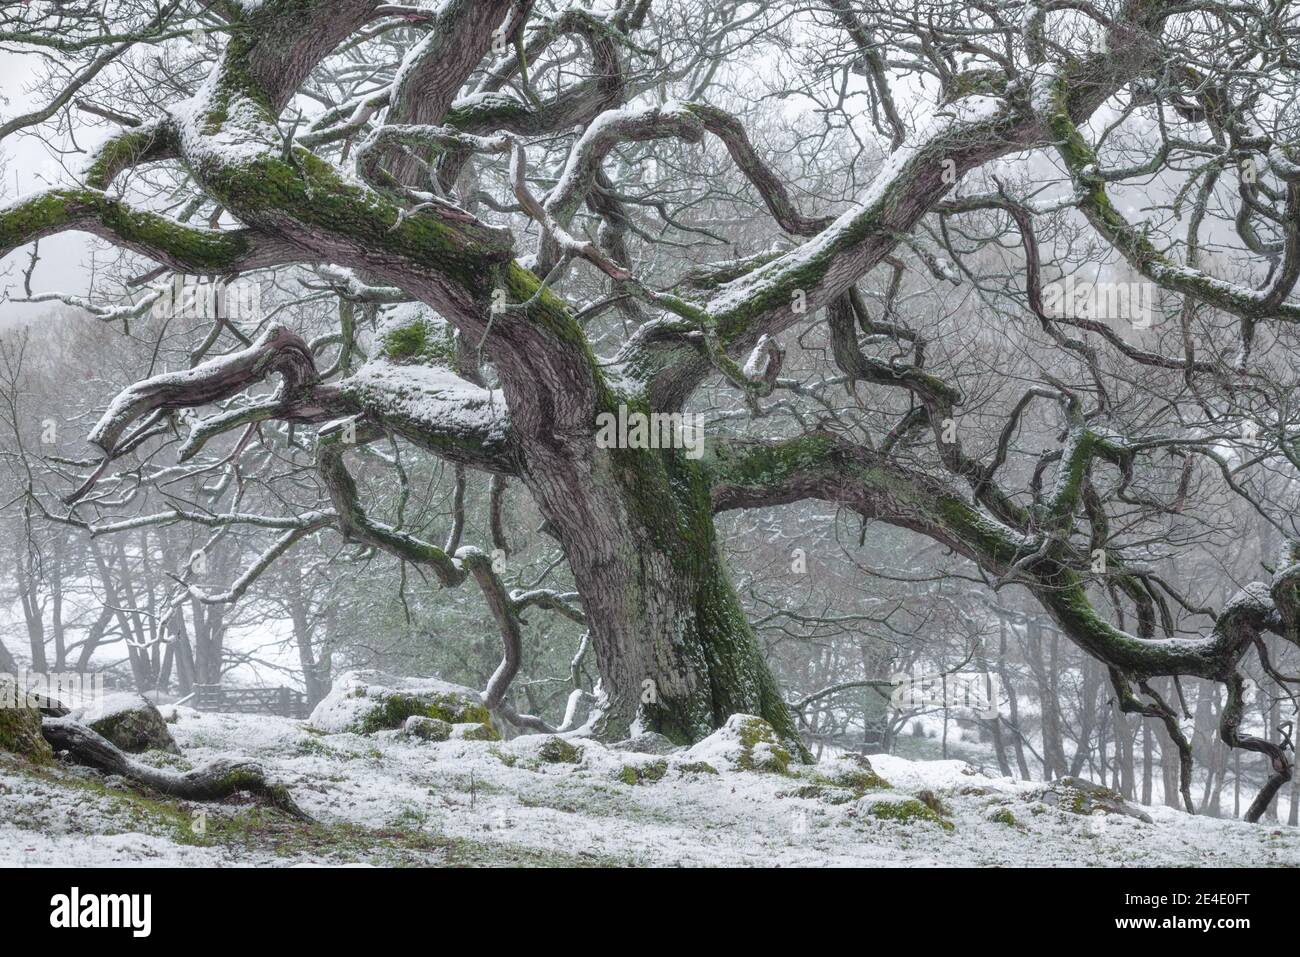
<box><xmin>306</xmin><ymin>669</ymin><xmax>483</xmax><ymax>734</ymax></box>
<box><xmin>4</xmin><ymin>709</ymin><xmax>1296</xmax><ymax>867</ymax></box>
<box><xmin>72</xmin><ymin>691</ymin><xmax>146</xmax><ymax>723</ymax></box>
<box><xmin>344</xmin><ymin>358</ymin><xmax>508</xmax><ymax>440</ymax></box>
<box><xmin>742</xmin><ymin>335</ymin><xmax>774</xmax><ymax>380</ymax></box>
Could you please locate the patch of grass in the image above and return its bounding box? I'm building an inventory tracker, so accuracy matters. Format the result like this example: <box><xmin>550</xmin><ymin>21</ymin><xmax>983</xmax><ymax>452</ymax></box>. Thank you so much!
<box><xmin>441</xmin><ymin>837</ymin><xmax>630</xmax><ymax>867</ymax></box>
<box><xmin>676</xmin><ymin>761</ymin><xmax>718</xmax><ymax>776</ymax></box>
<box><xmin>989</xmin><ymin>808</ymin><xmax>1018</xmax><ymax>827</ymax></box>
<box><xmin>293</xmin><ymin>737</ymin><xmax>339</xmax><ymax>759</ymax></box>
<box><xmin>198</xmin><ymin>806</ymin><xmax>450</xmax><ymax>864</ymax></box>
<box><xmin>867</xmin><ymin>797</ymin><xmax>955</xmax><ymax>831</ymax></box>
<box><xmin>4</xmin><ymin>756</ymin><xmax>200</xmax><ymax>843</ymax></box>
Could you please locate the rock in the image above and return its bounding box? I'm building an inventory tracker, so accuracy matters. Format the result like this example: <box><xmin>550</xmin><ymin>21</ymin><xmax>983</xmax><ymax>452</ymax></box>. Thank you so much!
<box><xmin>825</xmin><ymin>753</ymin><xmax>891</xmax><ymax>793</ymax></box>
<box><xmin>0</xmin><ymin>673</ymin><xmax>53</xmax><ymax>764</ymax></box>
<box><xmin>683</xmin><ymin>714</ymin><xmax>791</xmax><ymax>774</ymax></box>
<box><xmin>778</xmin><ymin>783</ymin><xmax>857</xmax><ymax>805</ymax></box>
<box><xmin>858</xmin><ymin>794</ymin><xmax>955</xmax><ymax>831</ymax></box>
<box><xmin>616</xmin><ymin>758</ymin><xmax>668</xmax><ymax>785</ymax></box>
<box><xmin>402</xmin><ymin>715</ymin><xmax>452</xmax><ymax>742</ymax></box>
<box><xmin>916</xmin><ymin>789</ymin><xmax>951</xmax><ymax>818</ymax></box>
<box><xmin>307</xmin><ymin>670</ymin><xmax>492</xmax><ymax>735</ymax></box>
<box><xmin>536</xmin><ymin>735</ymin><xmax>583</xmax><ymax>763</ymax></box>
<box><xmin>608</xmin><ymin>732</ymin><xmax>679</xmax><ymax>755</ymax></box>
<box><xmin>1039</xmin><ymin>776</ymin><xmax>1153</xmax><ymax>824</ymax></box>
<box><xmin>838</xmin><ymin>751</ymin><xmax>877</xmax><ymax>772</ymax></box>
<box><xmin>505</xmin><ymin>733</ymin><xmax>585</xmax><ymax>765</ymax></box>
<box><xmin>450</xmin><ymin>722</ymin><xmax>498</xmax><ymax>741</ymax></box>
<box><xmin>78</xmin><ymin>692</ymin><xmax>179</xmax><ymax>755</ymax></box>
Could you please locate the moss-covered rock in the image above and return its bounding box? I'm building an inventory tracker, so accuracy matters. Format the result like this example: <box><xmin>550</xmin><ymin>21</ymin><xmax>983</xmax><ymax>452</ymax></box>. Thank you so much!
<box><xmin>0</xmin><ymin>674</ymin><xmax>52</xmax><ymax>764</ymax></box>
<box><xmin>683</xmin><ymin>714</ymin><xmax>791</xmax><ymax>774</ymax></box>
<box><xmin>779</xmin><ymin>783</ymin><xmax>858</xmax><ymax>805</ymax></box>
<box><xmin>1039</xmin><ymin>776</ymin><xmax>1152</xmax><ymax>824</ymax></box>
<box><xmin>536</xmin><ymin>736</ymin><xmax>583</xmax><ymax>764</ymax></box>
<box><xmin>616</xmin><ymin>759</ymin><xmax>668</xmax><ymax>785</ymax></box>
<box><xmin>825</xmin><ymin>754</ymin><xmax>891</xmax><ymax>793</ymax></box>
<box><xmin>863</xmin><ymin>796</ymin><xmax>955</xmax><ymax>831</ymax></box>
<box><xmin>916</xmin><ymin>789</ymin><xmax>949</xmax><ymax>817</ymax></box>
<box><xmin>794</xmin><ymin>753</ymin><xmax>890</xmax><ymax>803</ymax></box>
<box><xmin>308</xmin><ymin>670</ymin><xmax>492</xmax><ymax>735</ymax></box>
<box><xmin>989</xmin><ymin>807</ymin><xmax>1018</xmax><ymax>827</ymax></box>
<box><xmin>451</xmin><ymin>722</ymin><xmax>498</xmax><ymax>742</ymax></box>
<box><xmin>83</xmin><ymin>693</ymin><xmax>179</xmax><ymax>755</ymax></box>
<box><xmin>832</xmin><ymin>767</ymin><xmax>892</xmax><ymax>792</ymax></box>
<box><xmin>402</xmin><ymin>715</ymin><xmax>452</xmax><ymax>742</ymax></box>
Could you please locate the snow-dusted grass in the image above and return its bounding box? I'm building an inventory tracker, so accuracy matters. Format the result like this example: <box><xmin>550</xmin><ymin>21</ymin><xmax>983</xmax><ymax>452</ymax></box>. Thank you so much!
<box><xmin>3</xmin><ymin>709</ymin><xmax>1298</xmax><ymax>867</ymax></box>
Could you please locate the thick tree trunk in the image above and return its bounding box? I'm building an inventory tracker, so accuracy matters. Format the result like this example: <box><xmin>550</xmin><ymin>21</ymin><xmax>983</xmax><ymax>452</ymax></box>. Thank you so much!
<box><xmin>523</xmin><ymin>443</ymin><xmax>801</xmax><ymax>749</ymax></box>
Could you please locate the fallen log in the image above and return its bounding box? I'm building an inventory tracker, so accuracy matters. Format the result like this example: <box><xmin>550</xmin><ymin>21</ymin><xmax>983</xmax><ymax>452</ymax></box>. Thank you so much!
<box><xmin>41</xmin><ymin>717</ymin><xmax>313</xmax><ymax>821</ymax></box>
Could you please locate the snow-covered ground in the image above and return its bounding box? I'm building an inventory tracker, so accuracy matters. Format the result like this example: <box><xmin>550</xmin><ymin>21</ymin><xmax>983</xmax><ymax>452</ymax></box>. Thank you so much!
<box><xmin>3</xmin><ymin>708</ymin><xmax>1298</xmax><ymax>867</ymax></box>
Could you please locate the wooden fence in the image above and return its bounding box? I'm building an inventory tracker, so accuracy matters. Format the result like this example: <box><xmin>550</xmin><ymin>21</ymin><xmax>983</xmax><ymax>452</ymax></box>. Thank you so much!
<box><xmin>190</xmin><ymin>684</ymin><xmax>310</xmax><ymax>719</ymax></box>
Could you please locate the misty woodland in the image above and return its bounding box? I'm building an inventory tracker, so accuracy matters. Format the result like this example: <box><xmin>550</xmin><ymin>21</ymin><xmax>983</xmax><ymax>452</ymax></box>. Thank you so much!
<box><xmin>1</xmin><ymin>0</ymin><xmax>1300</xmax><ymax>868</ymax></box>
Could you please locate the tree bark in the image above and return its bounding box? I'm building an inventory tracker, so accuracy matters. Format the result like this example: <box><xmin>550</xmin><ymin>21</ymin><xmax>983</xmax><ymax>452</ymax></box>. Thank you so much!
<box><xmin>523</xmin><ymin>445</ymin><xmax>801</xmax><ymax>748</ymax></box>
<box><xmin>41</xmin><ymin>717</ymin><xmax>311</xmax><ymax>819</ymax></box>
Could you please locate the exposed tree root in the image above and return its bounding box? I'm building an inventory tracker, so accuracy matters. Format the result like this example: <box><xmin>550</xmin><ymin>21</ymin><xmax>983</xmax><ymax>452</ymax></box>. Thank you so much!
<box><xmin>41</xmin><ymin>717</ymin><xmax>313</xmax><ymax>821</ymax></box>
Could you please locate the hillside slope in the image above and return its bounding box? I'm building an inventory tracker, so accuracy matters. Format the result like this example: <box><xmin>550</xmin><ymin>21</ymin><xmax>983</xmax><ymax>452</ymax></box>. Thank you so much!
<box><xmin>2</xmin><ymin>708</ymin><xmax>1296</xmax><ymax>867</ymax></box>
